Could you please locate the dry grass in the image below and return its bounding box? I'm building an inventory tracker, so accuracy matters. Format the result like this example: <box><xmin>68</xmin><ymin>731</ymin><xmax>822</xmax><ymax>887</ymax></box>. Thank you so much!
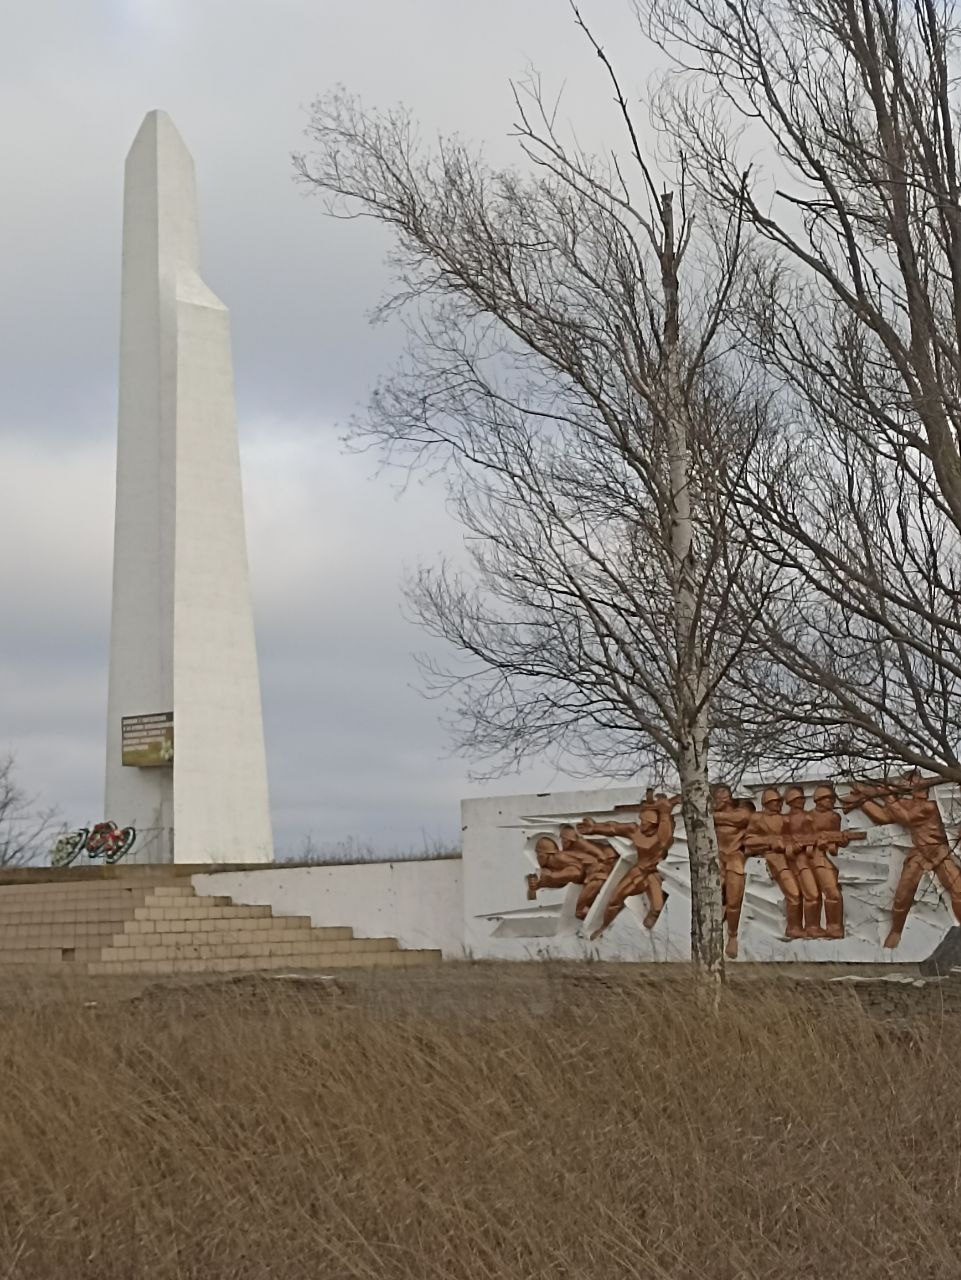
<box><xmin>0</xmin><ymin>965</ymin><xmax>959</xmax><ymax>1279</ymax></box>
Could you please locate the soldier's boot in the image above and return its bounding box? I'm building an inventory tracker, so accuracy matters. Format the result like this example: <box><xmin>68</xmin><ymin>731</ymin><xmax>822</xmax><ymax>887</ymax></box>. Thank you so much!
<box><xmin>883</xmin><ymin>906</ymin><xmax>910</xmax><ymax>950</ymax></box>
<box><xmin>643</xmin><ymin>890</ymin><xmax>668</xmax><ymax>931</ymax></box>
<box><xmin>589</xmin><ymin>903</ymin><xmax>625</xmax><ymax>941</ymax></box>
<box><xmin>803</xmin><ymin>898</ymin><xmax>827</xmax><ymax>939</ymax></box>
<box><xmin>785</xmin><ymin>899</ymin><xmax>805</xmax><ymax>940</ymax></box>
<box><xmin>724</xmin><ymin>906</ymin><xmax>740</xmax><ymax>959</ymax></box>
<box><xmin>824</xmin><ymin>897</ymin><xmax>844</xmax><ymax>940</ymax></box>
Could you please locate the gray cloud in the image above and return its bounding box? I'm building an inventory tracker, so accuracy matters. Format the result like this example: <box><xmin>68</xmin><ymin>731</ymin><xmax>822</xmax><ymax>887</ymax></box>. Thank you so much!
<box><xmin>0</xmin><ymin>0</ymin><xmax>651</xmax><ymax>853</ymax></box>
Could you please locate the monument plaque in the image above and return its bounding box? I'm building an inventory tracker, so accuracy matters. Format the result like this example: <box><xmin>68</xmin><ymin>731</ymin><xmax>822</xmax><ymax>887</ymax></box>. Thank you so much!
<box><xmin>121</xmin><ymin>713</ymin><xmax>173</xmax><ymax>767</ymax></box>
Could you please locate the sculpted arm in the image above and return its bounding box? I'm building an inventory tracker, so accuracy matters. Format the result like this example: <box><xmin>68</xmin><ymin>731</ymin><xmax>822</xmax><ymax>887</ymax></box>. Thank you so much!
<box><xmin>744</xmin><ymin>824</ymin><xmax>777</xmax><ymax>854</ymax></box>
<box><xmin>566</xmin><ymin>832</ymin><xmax>611</xmax><ymax>858</ymax></box>
<box><xmin>578</xmin><ymin>818</ymin><xmax>636</xmax><ymax>838</ymax></box>
<box><xmin>656</xmin><ymin>811</ymin><xmax>675</xmax><ymax>851</ymax></box>
<box><xmin>857</xmin><ymin>798</ymin><xmax>895</xmax><ymax>827</ymax></box>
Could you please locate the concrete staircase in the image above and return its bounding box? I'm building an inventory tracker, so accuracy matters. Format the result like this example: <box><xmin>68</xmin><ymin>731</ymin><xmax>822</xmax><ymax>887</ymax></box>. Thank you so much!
<box><xmin>0</xmin><ymin>874</ymin><xmax>441</xmax><ymax>976</ymax></box>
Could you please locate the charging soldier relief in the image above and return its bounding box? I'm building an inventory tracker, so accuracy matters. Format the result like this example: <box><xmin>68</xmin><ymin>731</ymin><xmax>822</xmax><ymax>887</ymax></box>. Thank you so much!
<box><xmin>515</xmin><ymin>774</ymin><xmax>958</xmax><ymax>956</ymax></box>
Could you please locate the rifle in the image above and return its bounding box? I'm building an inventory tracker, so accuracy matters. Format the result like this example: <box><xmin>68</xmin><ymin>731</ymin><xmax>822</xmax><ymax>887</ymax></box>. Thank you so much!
<box><xmin>818</xmin><ymin>829</ymin><xmax>867</xmax><ymax>850</ymax></box>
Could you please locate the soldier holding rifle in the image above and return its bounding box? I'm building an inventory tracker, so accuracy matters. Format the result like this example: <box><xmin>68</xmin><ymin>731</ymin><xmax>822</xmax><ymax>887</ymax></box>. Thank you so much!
<box><xmin>843</xmin><ymin>774</ymin><xmax>961</xmax><ymax>949</ymax></box>
<box><xmin>806</xmin><ymin>783</ymin><xmax>865</xmax><ymax>939</ymax></box>
<box><xmin>578</xmin><ymin>790</ymin><xmax>679</xmax><ymax>938</ymax></box>
<box><xmin>745</xmin><ymin>788</ymin><xmax>805</xmax><ymax>940</ymax></box>
<box><xmin>712</xmin><ymin>785</ymin><xmax>754</xmax><ymax>959</ymax></box>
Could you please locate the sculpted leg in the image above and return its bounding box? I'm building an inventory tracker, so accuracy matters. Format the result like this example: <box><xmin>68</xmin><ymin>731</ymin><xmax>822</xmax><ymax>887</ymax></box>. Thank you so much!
<box><xmin>815</xmin><ymin>864</ymin><xmax>844</xmax><ymax>939</ymax></box>
<box><xmin>934</xmin><ymin>857</ymin><xmax>961</xmax><ymax>925</ymax></box>
<box><xmin>798</xmin><ymin>864</ymin><xmax>825</xmax><ymax>938</ymax></box>
<box><xmin>642</xmin><ymin>873</ymin><xmax>665</xmax><ymax>930</ymax></box>
<box><xmin>885</xmin><ymin>858</ymin><xmax>925</xmax><ymax>949</ymax></box>
<box><xmin>724</xmin><ymin>871</ymin><xmax>745</xmax><ymax>959</ymax></box>
<box><xmin>599</xmin><ymin>870</ymin><xmax>643</xmax><ymax>933</ymax></box>
<box><xmin>576</xmin><ymin>872</ymin><xmax>610</xmax><ymax>921</ymax></box>
<box><xmin>777</xmin><ymin>870</ymin><xmax>804</xmax><ymax>940</ymax></box>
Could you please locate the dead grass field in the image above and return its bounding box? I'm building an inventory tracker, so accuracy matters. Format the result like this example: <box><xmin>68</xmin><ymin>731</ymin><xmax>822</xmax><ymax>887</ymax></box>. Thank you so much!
<box><xmin>0</xmin><ymin>962</ymin><xmax>959</xmax><ymax>1279</ymax></box>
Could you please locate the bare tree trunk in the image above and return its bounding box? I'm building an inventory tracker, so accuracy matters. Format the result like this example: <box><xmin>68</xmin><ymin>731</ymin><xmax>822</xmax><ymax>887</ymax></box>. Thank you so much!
<box><xmin>679</xmin><ymin>732</ymin><xmax>724</xmax><ymax>980</ymax></box>
<box><xmin>299</xmin><ymin>85</ymin><xmax>751</xmax><ymax>982</ymax></box>
<box><xmin>660</xmin><ymin>190</ymin><xmax>725</xmax><ymax>979</ymax></box>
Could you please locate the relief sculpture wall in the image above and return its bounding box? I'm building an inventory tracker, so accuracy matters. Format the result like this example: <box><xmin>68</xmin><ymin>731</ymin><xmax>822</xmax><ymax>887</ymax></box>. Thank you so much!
<box><xmin>461</xmin><ymin>776</ymin><xmax>961</xmax><ymax>963</ymax></box>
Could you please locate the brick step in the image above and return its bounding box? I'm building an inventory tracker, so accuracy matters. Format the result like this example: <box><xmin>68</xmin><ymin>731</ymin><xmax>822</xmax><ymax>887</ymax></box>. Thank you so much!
<box><xmin>0</xmin><ymin>921</ymin><xmax>135</xmax><ymax>931</ymax></box>
<box><xmin>131</xmin><ymin>902</ymin><xmax>270</xmax><ymax>921</ymax></box>
<box><xmin>88</xmin><ymin>948</ymin><xmax>442</xmax><ymax>976</ymax></box>
<box><xmin>0</xmin><ymin>929</ymin><xmax>131</xmax><ymax>949</ymax></box>
<box><xmin>0</xmin><ymin>891</ymin><xmax>150</xmax><ymax>908</ymax></box>
<box><xmin>0</xmin><ymin>870</ymin><xmax>188</xmax><ymax>889</ymax></box>
<box><xmin>0</xmin><ymin>916</ymin><xmax>324</xmax><ymax>945</ymax></box>
<box><xmin>116</xmin><ymin>923</ymin><xmax>355</xmax><ymax>946</ymax></box>
<box><xmin>0</xmin><ymin>940</ymin><xmax>380</xmax><ymax>967</ymax></box>
<box><xmin>123</xmin><ymin>917</ymin><xmax>317</xmax><ymax>939</ymax></box>
<box><xmin>0</xmin><ymin>884</ymin><xmax>162</xmax><ymax>901</ymax></box>
<box><xmin>0</xmin><ymin>949</ymin><xmax>104</xmax><ymax>966</ymax></box>
<box><xmin>0</xmin><ymin>899</ymin><xmax>239</xmax><ymax>925</ymax></box>
<box><xmin>0</xmin><ymin>917</ymin><xmax>135</xmax><ymax>933</ymax></box>
<box><xmin>154</xmin><ymin>914</ymin><xmax>312</xmax><ymax>932</ymax></box>
<box><xmin>101</xmin><ymin>935</ymin><xmax>399</xmax><ymax>962</ymax></box>
<box><xmin>0</xmin><ymin>879</ymin><xmax>189</xmax><ymax>895</ymax></box>
<box><xmin>0</xmin><ymin>910</ymin><xmax>142</xmax><ymax>926</ymax></box>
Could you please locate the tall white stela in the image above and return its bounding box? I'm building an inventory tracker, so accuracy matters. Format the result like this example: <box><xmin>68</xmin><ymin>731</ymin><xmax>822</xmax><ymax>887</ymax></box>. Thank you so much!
<box><xmin>105</xmin><ymin>110</ymin><xmax>273</xmax><ymax>863</ymax></box>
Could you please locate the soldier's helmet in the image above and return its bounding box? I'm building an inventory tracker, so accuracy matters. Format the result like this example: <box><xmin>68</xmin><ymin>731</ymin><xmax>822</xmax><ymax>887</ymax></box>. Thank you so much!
<box><xmin>784</xmin><ymin>785</ymin><xmax>806</xmax><ymax>805</ymax></box>
<box><xmin>813</xmin><ymin>784</ymin><xmax>835</xmax><ymax>803</ymax></box>
<box><xmin>761</xmin><ymin>787</ymin><xmax>782</xmax><ymax>807</ymax></box>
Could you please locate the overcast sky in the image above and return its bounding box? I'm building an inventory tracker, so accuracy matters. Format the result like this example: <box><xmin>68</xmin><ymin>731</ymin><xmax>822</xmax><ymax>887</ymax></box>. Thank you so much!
<box><xmin>0</xmin><ymin>0</ymin><xmax>651</xmax><ymax>856</ymax></box>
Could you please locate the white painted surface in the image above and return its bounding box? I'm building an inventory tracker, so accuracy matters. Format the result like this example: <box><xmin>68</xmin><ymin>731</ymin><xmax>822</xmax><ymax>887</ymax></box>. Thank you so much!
<box><xmin>192</xmin><ymin>858</ymin><xmax>464</xmax><ymax>957</ymax></box>
<box><xmin>105</xmin><ymin>111</ymin><xmax>272</xmax><ymax>863</ymax></box>
<box><xmin>462</xmin><ymin>783</ymin><xmax>961</xmax><ymax>964</ymax></box>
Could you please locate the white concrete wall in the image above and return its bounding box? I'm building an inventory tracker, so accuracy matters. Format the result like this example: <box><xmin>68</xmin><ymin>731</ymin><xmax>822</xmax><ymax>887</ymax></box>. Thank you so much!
<box><xmin>192</xmin><ymin>858</ymin><xmax>464</xmax><ymax>958</ymax></box>
<box><xmin>462</xmin><ymin>783</ymin><xmax>960</xmax><ymax>965</ymax></box>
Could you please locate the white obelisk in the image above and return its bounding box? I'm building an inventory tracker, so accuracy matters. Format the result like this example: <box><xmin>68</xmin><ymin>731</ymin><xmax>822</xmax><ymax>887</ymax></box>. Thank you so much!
<box><xmin>105</xmin><ymin>111</ymin><xmax>273</xmax><ymax>864</ymax></box>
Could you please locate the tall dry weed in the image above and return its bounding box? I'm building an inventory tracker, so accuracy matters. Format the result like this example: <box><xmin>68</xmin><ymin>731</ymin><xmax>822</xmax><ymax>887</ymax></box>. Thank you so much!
<box><xmin>0</xmin><ymin>968</ymin><xmax>958</xmax><ymax>1278</ymax></box>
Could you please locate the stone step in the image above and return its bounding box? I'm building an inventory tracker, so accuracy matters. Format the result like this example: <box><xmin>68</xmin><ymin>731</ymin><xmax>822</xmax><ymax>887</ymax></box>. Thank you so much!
<box><xmin>0</xmin><ymin>870</ymin><xmax>189</xmax><ymax>890</ymax></box>
<box><xmin>0</xmin><ymin>916</ymin><xmax>135</xmax><ymax>931</ymax></box>
<box><xmin>131</xmin><ymin>902</ymin><xmax>270</xmax><ymax>921</ymax></box>
<box><xmin>0</xmin><ymin>877</ymin><xmax>442</xmax><ymax>979</ymax></box>
<box><xmin>0</xmin><ymin>883</ymin><xmax>164</xmax><ymax>900</ymax></box>
<box><xmin>0</xmin><ymin>908</ymin><xmax>142</xmax><ymax>926</ymax></box>
<box><xmin>0</xmin><ymin>890</ymin><xmax>149</xmax><ymax>907</ymax></box>
<box><xmin>87</xmin><ymin>948</ymin><xmax>442</xmax><ymax>975</ymax></box>
<box><xmin>0</xmin><ymin>948</ymin><xmax>103</xmax><ymax>966</ymax></box>
<box><xmin>100</xmin><ymin>935</ymin><xmax>399</xmax><ymax>962</ymax></box>
<box><xmin>123</xmin><ymin>916</ymin><xmax>314</xmax><ymax>938</ymax></box>
<box><xmin>0</xmin><ymin>898</ymin><xmax>241</xmax><ymax>925</ymax></box>
<box><xmin>0</xmin><ymin>917</ymin><xmax>348</xmax><ymax>950</ymax></box>
<box><xmin>114</xmin><ymin>923</ymin><xmax>355</xmax><ymax>946</ymax></box>
<box><xmin>0</xmin><ymin>918</ymin><xmax>357</xmax><ymax>947</ymax></box>
<box><xmin>0</xmin><ymin>928</ymin><xmax>130</xmax><ymax>949</ymax></box>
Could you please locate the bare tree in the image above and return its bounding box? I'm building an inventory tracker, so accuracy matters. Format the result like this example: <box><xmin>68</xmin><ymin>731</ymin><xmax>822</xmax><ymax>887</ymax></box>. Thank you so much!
<box><xmin>0</xmin><ymin>755</ymin><xmax>62</xmax><ymax>868</ymax></box>
<box><xmin>645</xmin><ymin>0</ymin><xmax>961</xmax><ymax>784</ymax></box>
<box><xmin>295</xmin><ymin>19</ymin><xmax>769</xmax><ymax>978</ymax></box>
